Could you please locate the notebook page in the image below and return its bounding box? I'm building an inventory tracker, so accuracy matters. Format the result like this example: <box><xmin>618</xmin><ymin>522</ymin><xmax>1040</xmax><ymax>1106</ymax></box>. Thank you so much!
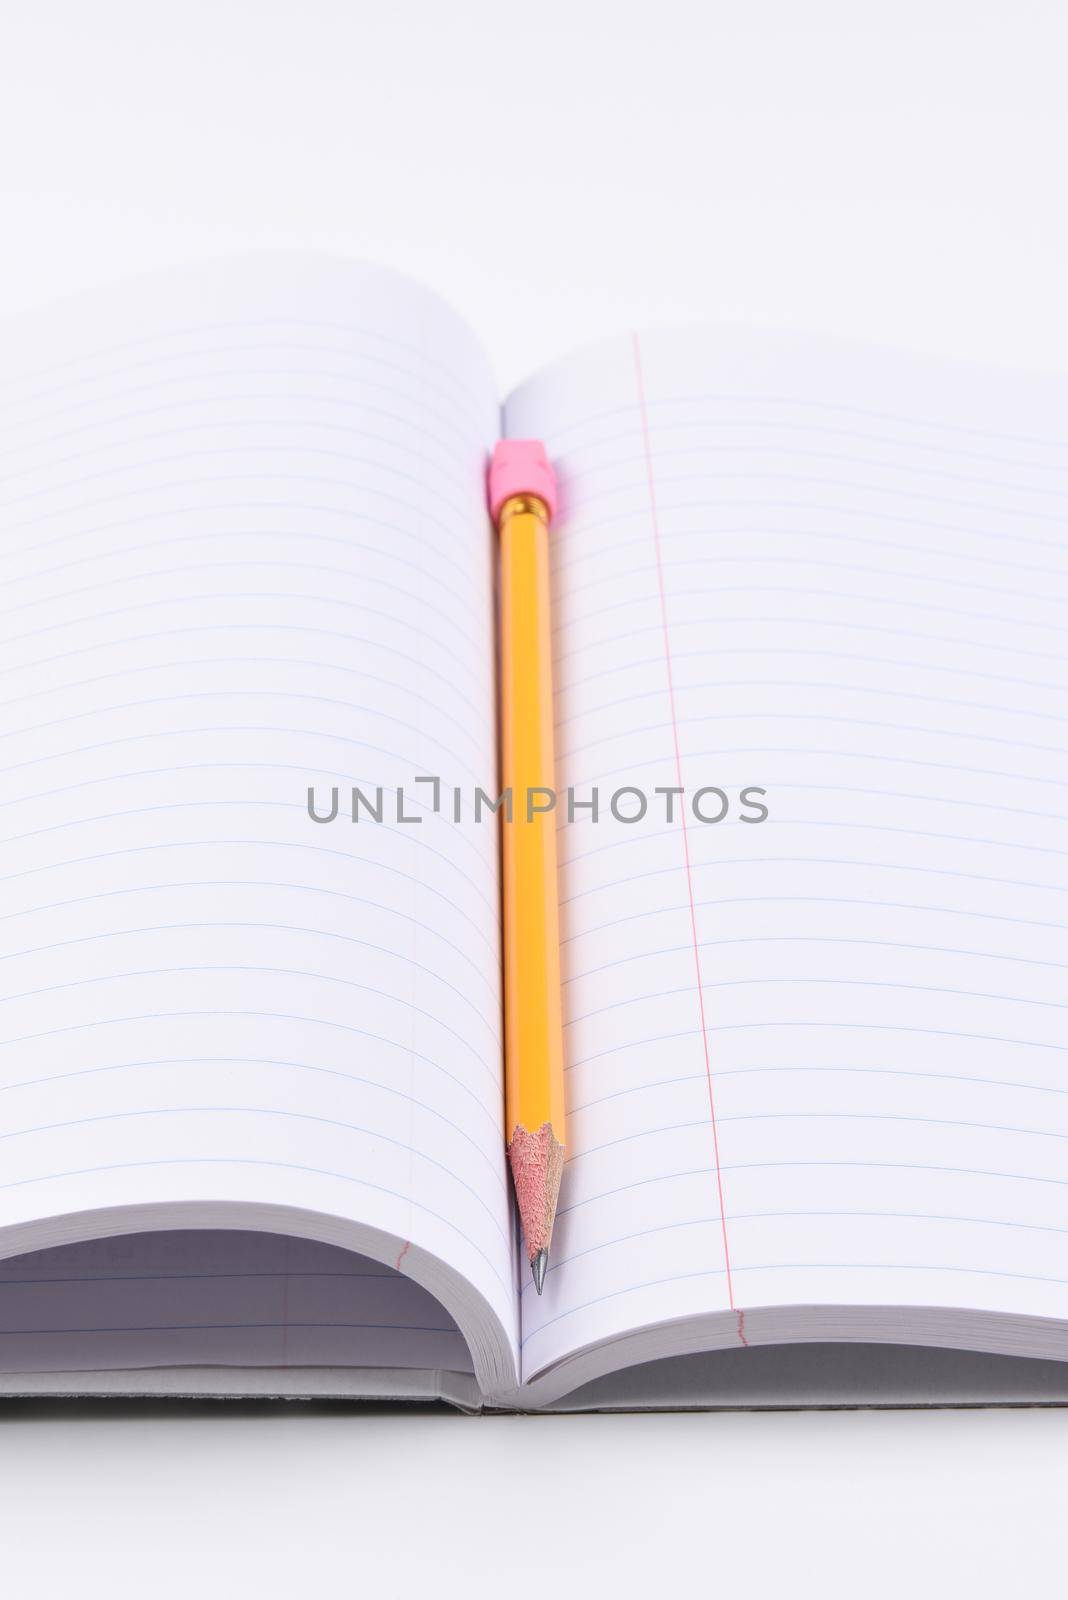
<box><xmin>0</xmin><ymin>257</ymin><xmax>518</xmax><ymax>1380</ymax></box>
<box><xmin>506</xmin><ymin>329</ymin><xmax>1068</xmax><ymax>1381</ymax></box>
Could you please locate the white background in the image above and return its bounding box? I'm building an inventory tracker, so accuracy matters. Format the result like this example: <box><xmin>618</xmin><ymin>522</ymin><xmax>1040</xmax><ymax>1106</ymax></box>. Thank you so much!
<box><xmin>1</xmin><ymin>2</ymin><xmax>1067</xmax><ymax>1595</ymax></box>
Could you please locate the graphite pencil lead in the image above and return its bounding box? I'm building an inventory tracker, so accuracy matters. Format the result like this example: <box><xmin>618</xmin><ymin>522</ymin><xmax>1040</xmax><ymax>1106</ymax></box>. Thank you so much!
<box><xmin>531</xmin><ymin>1249</ymin><xmax>548</xmax><ymax>1295</ymax></box>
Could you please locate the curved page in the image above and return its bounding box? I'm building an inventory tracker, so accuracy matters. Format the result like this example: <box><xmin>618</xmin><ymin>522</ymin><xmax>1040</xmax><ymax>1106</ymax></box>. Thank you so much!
<box><xmin>0</xmin><ymin>256</ymin><xmax>517</xmax><ymax>1394</ymax></box>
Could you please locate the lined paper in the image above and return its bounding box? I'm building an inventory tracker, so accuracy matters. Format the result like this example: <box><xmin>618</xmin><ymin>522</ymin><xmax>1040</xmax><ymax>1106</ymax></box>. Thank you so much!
<box><xmin>0</xmin><ymin>258</ymin><xmax>518</xmax><ymax>1384</ymax></box>
<box><xmin>0</xmin><ymin>1228</ymin><xmax>473</xmax><ymax>1374</ymax></box>
<box><xmin>506</xmin><ymin>327</ymin><xmax>1068</xmax><ymax>1381</ymax></box>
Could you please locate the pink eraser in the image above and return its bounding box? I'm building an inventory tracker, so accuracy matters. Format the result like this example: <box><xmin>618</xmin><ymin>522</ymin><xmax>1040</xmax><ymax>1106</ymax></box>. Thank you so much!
<box><xmin>488</xmin><ymin>440</ymin><xmax>558</xmax><ymax>524</ymax></box>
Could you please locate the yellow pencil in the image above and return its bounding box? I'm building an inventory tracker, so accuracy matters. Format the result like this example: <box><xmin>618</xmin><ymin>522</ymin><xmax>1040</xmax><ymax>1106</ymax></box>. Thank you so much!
<box><xmin>490</xmin><ymin>440</ymin><xmax>565</xmax><ymax>1294</ymax></box>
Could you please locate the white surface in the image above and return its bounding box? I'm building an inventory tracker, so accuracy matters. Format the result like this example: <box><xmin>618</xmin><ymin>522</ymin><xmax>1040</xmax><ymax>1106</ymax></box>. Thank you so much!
<box><xmin>3</xmin><ymin>1</ymin><xmax>1068</xmax><ymax>392</ymax></box>
<box><xmin>1</xmin><ymin>1</ymin><xmax>1067</xmax><ymax>1594</ymax></box>
<box><xmin>2</xmin><ymin>1405</ymin><xmax>1068</xmax><ymax>1599</ymax></box>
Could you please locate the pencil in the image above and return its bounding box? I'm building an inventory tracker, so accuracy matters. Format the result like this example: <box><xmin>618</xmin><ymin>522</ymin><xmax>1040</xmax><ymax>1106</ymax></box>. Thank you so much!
<box><xmin>490</xmin><ymin>440</ymin><xmax>565</xmax><ymax>1295</ymax></box>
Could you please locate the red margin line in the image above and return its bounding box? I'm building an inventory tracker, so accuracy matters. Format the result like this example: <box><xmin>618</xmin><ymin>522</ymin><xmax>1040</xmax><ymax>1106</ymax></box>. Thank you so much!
<box><xmin>632</xmin><ymin>333</ymin><xmax>744</xmax><ymax>1341</ymax></box>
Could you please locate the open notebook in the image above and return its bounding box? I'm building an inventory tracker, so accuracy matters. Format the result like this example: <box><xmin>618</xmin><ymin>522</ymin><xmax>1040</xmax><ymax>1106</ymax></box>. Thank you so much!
<box><xmin>0</xmin><ymin>255</ymin><xmax>1066</xmax><ymax>1411</ymax></box>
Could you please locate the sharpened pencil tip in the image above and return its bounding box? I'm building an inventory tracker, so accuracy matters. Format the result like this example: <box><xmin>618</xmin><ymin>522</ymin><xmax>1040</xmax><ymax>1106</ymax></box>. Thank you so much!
<box><xmin>531</xmin><ymin>1249</ymin><xmax>548</xmax><ymax>1295</ymax></box>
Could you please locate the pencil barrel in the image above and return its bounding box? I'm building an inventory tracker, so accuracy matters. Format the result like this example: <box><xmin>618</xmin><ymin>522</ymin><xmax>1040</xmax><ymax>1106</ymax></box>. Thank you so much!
<box><xmin>498</xmin><ymin>503</ymin><xmax>566</xmax><ymax>1147</ymax></box>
